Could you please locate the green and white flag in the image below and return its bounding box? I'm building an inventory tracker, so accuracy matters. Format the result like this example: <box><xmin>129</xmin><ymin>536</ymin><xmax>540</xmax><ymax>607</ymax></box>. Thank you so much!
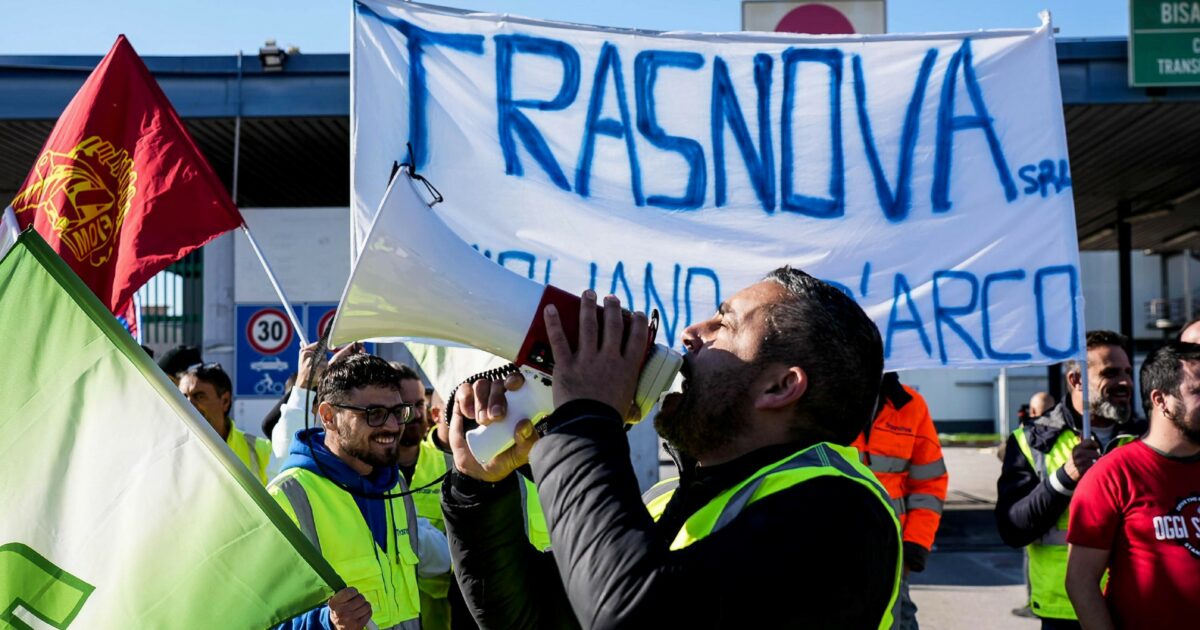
<box><xmin>0</xmin><ymin>231</ymin><xmax>342</xmax><ymax>629</ymax></box>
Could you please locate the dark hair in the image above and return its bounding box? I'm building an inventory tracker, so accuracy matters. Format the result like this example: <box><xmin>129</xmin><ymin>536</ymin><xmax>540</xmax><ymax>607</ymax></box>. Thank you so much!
<box><xmin>758</xmin><ymin>266</ymin><xmax>884</xmax><ymax>444</ymax></box>
<box><xmin>389</xmin><ymin>361</ymin><xmax>422</xmax><ymax>383</ymax></box>
<box><xmin>1139</xmin><ymin>341</ymin><xmax>1200</xmax><ymax>417</ymax></box>
<box><xmin>184</xmin><ymin>363</ymin><xmax>232</xmax><ymax>398</ymax></box>
<box><xmin>1064</xmin><ymin>330</ymin><xmax>1129</xmax><ymax>375</ymax></box>
<box><xmin>319</xmin><ymin>354</ymin><xmax>401</xmax><ymax>405</ymax></box>
<box><xmin>158</xmin><ymin>344</ymin><xmax>201</xmax><ymax>376</ymax></box>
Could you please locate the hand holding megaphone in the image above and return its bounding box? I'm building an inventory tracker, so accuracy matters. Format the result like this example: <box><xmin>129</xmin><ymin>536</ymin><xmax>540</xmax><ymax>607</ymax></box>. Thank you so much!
<box><xmin>448</xmin><ymin>371</ymin><xmax>540</xmax><ymax>483</ymax></box>
<box><xmin>451</xmin><ymin>290</ymin><xmax>653</xmax><ymax>476</ymax></box>
<box><xmin>541</xmin><ymin>291</ymin><xmax>650</xmax><ymax>416</ymax></box>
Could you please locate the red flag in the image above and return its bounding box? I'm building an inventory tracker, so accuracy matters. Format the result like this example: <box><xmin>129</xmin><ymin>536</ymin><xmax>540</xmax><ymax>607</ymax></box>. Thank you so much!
<box><xmin>9</xmin><ymin>35</ymin><xmax>243</xmax><ymax>316</ymax></box>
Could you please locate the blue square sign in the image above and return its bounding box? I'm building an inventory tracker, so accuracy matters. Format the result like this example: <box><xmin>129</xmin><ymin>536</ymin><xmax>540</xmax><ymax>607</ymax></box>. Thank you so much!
<box><xmin>235</xmin><ymin>304</ymin><xmax>303</xmax><ymax>398</ymax></box>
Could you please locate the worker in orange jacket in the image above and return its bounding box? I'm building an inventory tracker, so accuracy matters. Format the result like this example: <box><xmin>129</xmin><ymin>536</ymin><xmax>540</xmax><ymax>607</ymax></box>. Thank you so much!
<box><xmin>852</xmin><ymin>372</ymin><xmax>948</xmax><ymax>630</ymax></box>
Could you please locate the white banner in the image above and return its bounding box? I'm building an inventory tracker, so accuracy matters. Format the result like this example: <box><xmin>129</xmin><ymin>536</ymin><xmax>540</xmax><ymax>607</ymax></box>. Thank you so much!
<box><xmin>352</xmin><ymin>0</ymin><xmax>1083</xmax><ymax>370</ymax></box>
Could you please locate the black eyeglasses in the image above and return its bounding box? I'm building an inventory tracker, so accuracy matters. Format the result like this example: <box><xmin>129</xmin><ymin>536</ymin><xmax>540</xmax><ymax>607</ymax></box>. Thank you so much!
<box><xmin>331</xmin><ymin>402</ymin><xmax>416</xmax><ymax>426</ymax></box>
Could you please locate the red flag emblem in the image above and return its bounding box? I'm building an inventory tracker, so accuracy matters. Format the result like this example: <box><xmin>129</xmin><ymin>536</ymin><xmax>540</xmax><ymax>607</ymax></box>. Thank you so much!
<box><xmin>10</xmin><ymin>35</ymin><xmax>243</xmax><ymax>316</ymax></box>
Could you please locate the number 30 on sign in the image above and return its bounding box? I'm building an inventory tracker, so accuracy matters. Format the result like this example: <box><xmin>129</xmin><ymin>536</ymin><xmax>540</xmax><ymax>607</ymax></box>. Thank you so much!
<box><xmin>246</xmin><ymin>308</ymin><xmax>293</xmax><ymax>355</ymax></box>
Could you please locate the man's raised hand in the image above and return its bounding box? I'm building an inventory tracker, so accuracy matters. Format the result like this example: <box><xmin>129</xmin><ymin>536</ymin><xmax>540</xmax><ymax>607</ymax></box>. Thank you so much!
<box><xmin>543</xmin><ymin>290</ymin><xmax>648</xmax><ymax>418</ymax></box>
<box><xmin>448</xmin><ymin>371</ymin><xmax>538</xmax><ymax>482</ymax></box>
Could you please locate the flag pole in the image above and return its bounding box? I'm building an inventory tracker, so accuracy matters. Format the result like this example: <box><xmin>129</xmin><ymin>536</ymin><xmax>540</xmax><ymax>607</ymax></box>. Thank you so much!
<box><xmin>1075</xmin><ymin>296</ymin><xmax>1090</xmax><ymax>441</ymax></box>
<box><xmin>240</xmin><ymin>224</ymin><xmax>310</xmax><ymax>347</ymax></box>
<box><xmin>1078</xmin><ymin>354</ymin><xmax>1091</xmax><ymax>441</ymax></box>
<box><xmin>228</xmin><ymin>49</ymin><xmax>307</xmax><ymax>346</ymax></box>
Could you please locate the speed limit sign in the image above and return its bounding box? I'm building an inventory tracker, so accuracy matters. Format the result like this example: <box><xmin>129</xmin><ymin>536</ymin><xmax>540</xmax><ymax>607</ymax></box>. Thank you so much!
<box><xmin>246</xmin><ymin>308</ymin><xmax>293</xmax><ymax>355</ymax></box>
<box><xmin>316</xmin><ymin>308</ymin><xmax>338</xmax><ymax>341</ymax></box>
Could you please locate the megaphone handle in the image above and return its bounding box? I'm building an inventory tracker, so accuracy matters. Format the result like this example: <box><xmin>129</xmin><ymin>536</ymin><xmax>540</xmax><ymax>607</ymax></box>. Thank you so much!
<box><xmin>465</xmin><ymin>366</ymin><xmax>556</xmax><ymax>465</ymax></box>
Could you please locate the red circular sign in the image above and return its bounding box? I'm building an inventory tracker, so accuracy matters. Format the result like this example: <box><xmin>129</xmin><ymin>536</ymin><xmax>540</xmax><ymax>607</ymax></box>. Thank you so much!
<box><xmin>246</xmin><ymin>308</ymin><xmax>293</xmax><ymax>355</ymax></box>
<box><xmin>317</xmin><ymin>308</ymin><xmax>338</xmax><ymax>342</ymax></box>
<box><xmin>776</xmin><ymin>4</ymin><xmax>856</xmax><ymax>35</ymax></box>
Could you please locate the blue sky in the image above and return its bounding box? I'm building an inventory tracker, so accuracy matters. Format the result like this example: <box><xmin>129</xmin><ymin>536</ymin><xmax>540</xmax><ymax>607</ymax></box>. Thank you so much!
<box><xmin>0</xmin><ymin>1</ymin><xmax>1129</xmax><ymax>56</ymax></box>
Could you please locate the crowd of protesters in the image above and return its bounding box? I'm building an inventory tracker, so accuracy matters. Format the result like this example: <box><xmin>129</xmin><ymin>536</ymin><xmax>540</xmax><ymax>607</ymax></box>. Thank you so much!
<box><xmin>153</xmin><ymin>295</ymin><xmax>1200</xmax><ymax>629</ymax></box>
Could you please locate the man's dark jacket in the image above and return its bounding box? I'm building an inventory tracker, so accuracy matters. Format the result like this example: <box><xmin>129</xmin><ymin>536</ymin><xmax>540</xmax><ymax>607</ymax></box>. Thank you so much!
<box><xmin>442</xmin><ymin>400</ymin><xmax>900</xmax><ymax>629</ymax></box>
<box><xmin>994</xmin><ymin>401</ymin><xmax>1145</xmax><ymax>547</ymax></box>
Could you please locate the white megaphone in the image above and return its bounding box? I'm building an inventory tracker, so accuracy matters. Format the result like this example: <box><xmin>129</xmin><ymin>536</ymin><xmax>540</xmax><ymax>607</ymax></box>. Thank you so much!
<box><xmin>330</xmin><ymin>170</ymin><xmax>682</xmax><ymax>464</ymax></box>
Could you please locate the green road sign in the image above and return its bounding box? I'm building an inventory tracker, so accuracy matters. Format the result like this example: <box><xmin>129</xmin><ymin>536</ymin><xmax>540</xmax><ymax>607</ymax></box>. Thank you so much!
<box><xmin>1130</xmin><ymin>0</ymin><xmax>1200</xmax><ymax>86</ymax></box>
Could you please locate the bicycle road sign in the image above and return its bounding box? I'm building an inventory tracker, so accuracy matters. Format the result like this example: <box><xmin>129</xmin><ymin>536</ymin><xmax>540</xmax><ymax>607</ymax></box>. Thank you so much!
<box><xmin>236</xmin><ymin>304</ymin><xmax>302</xmax><ymax>398</ymax></box>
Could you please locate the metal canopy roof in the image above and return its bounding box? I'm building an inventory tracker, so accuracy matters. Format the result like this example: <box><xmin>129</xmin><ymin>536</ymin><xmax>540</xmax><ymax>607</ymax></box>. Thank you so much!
<box><xmin>1</xmin><ymin>39</ymin><xmax>1198</xmax><ymax>249</ymax></box>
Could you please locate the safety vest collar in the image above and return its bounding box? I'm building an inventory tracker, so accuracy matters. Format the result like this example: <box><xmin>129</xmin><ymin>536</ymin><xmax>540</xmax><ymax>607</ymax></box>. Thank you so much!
<box><xmin>669</xmin><ymin>443</ymin><xmax>895</xmax><ymax>548</ymax></box>
<box><xmin>644</xmin><ymin>442</ymin><xmax>901</xmax><ymax>630</ymax></box>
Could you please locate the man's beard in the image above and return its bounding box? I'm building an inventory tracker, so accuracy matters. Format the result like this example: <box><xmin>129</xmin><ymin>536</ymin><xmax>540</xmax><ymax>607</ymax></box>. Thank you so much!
<box><xmin>1090</xmin><ymin>397</ymin><xmax>1131</xmax><ymax>425</ymax></box>
<box><xmin>655</xmin><ymin>361</ymin><xmax>758</xmax><ymax>460</ymax></box>
<box><xmin>1168</xmin><ymin>400</ymin><xmax>1200</xmax><ymax>445</ymax></box>
<box><xmin>338</xmin><ymin>428</ymin><xmax>402</xmax><ymax>469</ymax></box>
<box><xmin>398</xmin><ymin>422</ymin><xmax>425</xmax><ymax>448</ymax></box>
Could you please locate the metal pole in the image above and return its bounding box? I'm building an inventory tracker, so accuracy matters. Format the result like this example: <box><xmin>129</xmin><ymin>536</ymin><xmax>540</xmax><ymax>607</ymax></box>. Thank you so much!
<box><xmin>1117</xmin><ymin>200</ymin><xmax>1134</xmax><ymax>355</ymax></box>
<box><xmin>998</xmin><ymin>367</ymin><xmax>1010</xmax><ymax>437</ymax></box>
<box><xmin>230</xmin><ymin>50</ymin><xmax>307</xmax><ymax>347</ymax></box>
<box><xmin>233</xmin><ymin>51</ymin><xmax>242</xmax><ymax>204</ymax></box>
<box><xmin>1185</xmin><ymin>249</ymin><xmax>1194</xmax><ymax>323</ymax></box>
<box><xmin>241</xmin><ymin>224</ymin><xmax>309</xmax><ymax>347</ymax></box>
<box><xmin>1079</xmin><ymin>355</ymin><xmax>1091</xmax><ymax>440</ymax></box>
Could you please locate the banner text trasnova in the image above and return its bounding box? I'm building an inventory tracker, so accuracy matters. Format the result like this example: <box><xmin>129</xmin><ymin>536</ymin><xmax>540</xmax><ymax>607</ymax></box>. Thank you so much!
<box><xmin>353</xmin><ymin>0</ymin><xmax>1081</xmax><ymax>370</ymax></box>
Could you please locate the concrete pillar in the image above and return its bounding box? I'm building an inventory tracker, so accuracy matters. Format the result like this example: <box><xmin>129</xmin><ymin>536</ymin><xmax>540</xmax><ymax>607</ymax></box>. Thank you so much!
<box><xmin>202</xmin><ymin>231</ymin><xmax>236</xmax><ymax>369</ymax></box>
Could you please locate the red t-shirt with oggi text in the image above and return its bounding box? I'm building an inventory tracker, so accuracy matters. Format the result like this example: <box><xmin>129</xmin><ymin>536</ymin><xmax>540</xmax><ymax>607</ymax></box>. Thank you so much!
<box><xmin>1067</xmin><ymin>439</ymin><xmax>1200</xmax><ymax>627</ymax></box>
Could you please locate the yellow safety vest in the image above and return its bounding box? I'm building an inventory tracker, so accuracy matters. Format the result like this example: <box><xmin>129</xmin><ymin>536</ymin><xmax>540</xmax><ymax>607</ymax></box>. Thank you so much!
<box><xmin>268</xmin><ymin>467</ymin><xmax>422</xmax><ymax>630</ymax></box>
<box><xmin>643</xmin><ymin>442</ymin><xmax>902</xmax><ymax>630</ymax></box>
<box><xmin>408</xmin><ymin>438</ymin><xmax>552</xmax><ymax>630</ymax></box>
<box><xmin>1013</xmin><ymin>427</ymin><xmax>1136</xmax><ymax>620</ymax></box>
<box><xmin>411</xmin><ymin>437</ymin><xmax>551</xmax><ymax>551</ymax></box>
<box><xmin>410</xmin><ymin>440</ymin><xmax>453</xmax><ymax>630</ymax></box>
<box><xmin>226</xmin><ymin>420</ymin><xmax>270</xmax><ymax>485</ymax></box>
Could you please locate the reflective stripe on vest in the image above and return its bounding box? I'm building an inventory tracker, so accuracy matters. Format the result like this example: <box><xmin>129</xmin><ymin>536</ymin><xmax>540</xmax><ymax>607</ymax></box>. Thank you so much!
<box><xmin>277</xmin><ymin>477</ymin><xmax>322</xmax><ymax>554</ymax></box>
<box><xmin>1012</xmin><ymin>427</ymin><xmax>1137</xmax><ymax>620</ymax></box>
<box><xmin>269</xmin><ymin>469</ymin><xmax>422</xmax><ymax>628</ymax></box>
<box><xmin>644</xmin><ymin>444</ymin><xmax>901</xmax><ymax>630</ymax></box>
<box><xmin>242</xmin><ymin>432</ymin><xmax>260</xmax><ymax>478</ymax></box>
<box><xmin>411</xmin><ymin>441</ymin><xmax>450</xmax><ymax>534</ymax></box>
<box><xmin>864</xmin><ymin>453</ymin><xmax>909</xmax><ymax>474</ymax></box>
<box><xmin>909</xmin><ymin>458</ymin><xmax>947</xmax><ymax>480</ymax></box>
<box><xmin>641</xmin><ymin>477</ymin><xmax>679</xmax><ymax>517</ymax></box>
<box><xmin>226</xmin><ymin>422</ymin><xmax>268</xmax><ymax>485</ymax></box>
<box><xmin>906</xmin><ymin>493</ymin><xmax>944</xmax><ymax>514</ymax></box>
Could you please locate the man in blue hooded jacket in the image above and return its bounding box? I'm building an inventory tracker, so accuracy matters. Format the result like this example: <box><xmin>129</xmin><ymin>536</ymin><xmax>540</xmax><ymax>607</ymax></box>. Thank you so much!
<box><xmin>270</xmin><ymin>353</ymin><xmax>450</xmax><ymax>630</ymax></box>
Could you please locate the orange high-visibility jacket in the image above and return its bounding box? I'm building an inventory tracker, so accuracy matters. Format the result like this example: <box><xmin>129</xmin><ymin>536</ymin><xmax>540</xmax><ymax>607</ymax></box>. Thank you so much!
<box><xmin>851</xmin><ymin>380</ymin><xmax>948</xmax><ymax>570</ymax></box>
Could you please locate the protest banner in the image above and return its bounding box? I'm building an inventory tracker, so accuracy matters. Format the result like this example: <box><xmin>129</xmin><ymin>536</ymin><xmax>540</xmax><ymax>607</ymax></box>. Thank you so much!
<box><xmin>0</xmin><ymin>232</ymin><xmax>340</xmax><ymax>628</ymax></box>
<box><xmin>353</xmin><ymin>0</ymin><xmax>1079</xmax><ymax>369</ymax></box>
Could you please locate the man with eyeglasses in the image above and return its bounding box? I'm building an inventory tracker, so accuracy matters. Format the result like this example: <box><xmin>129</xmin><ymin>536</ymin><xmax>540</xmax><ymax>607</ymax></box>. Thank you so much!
<box><xmin>178</xmin><ymin>363</ymin><xmax>271</xmax><ymax>485</ymax></box>
<box><xmin>269</xmin><ymin>353</ymin><xmax>450</xmax><ymax>630</ymax></box>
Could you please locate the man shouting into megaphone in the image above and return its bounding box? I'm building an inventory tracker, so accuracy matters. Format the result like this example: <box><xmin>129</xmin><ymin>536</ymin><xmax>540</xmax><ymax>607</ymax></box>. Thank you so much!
<box><xmin>441</xmin><ymin>268</ymin><xmax>902</xmax><ymax>629</ymax></box>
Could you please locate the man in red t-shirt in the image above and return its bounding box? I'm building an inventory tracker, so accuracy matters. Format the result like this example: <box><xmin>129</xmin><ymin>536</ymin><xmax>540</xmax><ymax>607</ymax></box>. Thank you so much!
<box><xmin>1066</xmin><ymin>341</ymin><xmax>1200</xmax><ymax>629</ymax></box>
